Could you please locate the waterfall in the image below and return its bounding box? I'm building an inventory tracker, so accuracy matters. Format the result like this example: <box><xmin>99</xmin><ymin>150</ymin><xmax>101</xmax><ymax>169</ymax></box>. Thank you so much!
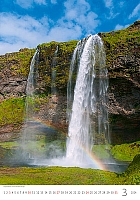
<box><xmin>26</xmin><ymin>49</ymin><xmax>39</xmax><ymax>96</ymax></box>
<box><xmin>15</xmin><ymin>36</ymin><xmax>110</xmax><ymax>170</ymax></box>
<box><xmin>51</xmin><ymin>45</ymin><xmax>58</xmax><ymax>95</ymax></box>
<box><xmin>20</xmin><ymin>49</ymin><xmax>40</xmax><ymax>161</ymax></box>
<box><xmin>25</xmin><ymin>49</ymin><xmax>39</xmax><ymax>120</ymax></box>
<box><xmin>18</xmin><ymin>47</ymin><xmax>63</xmax><ymax>163</ymax></box>
<box><xmin>66</xmin><ymin>34</ymin><xmax>109</xmax><ymax>167</ymax></box>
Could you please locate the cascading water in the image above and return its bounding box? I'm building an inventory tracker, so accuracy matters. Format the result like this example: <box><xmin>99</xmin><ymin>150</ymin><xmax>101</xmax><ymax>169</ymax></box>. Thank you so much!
<box><xmin>51</xmin><ymin>45</ymin><xmax>58</xmax><ymax>95</ymax></box>
<box><xmin>18</xmin><ymin>47</ymin><xmax>64</xmax><ymax>164</ymax></box>
<box><xmin>23</xmin><ymin>35</ymin><xmax>110</xmax><ymax>169</ymax></box>
<box><xmin>25</xmin><ymin>49</ymin><xmax>39</xmax><ymax>119</ymax></box>
<box><xmin>66</xmin><ymin>34</ymin><xmax>110</xmax><ymax>168</ymax></box>
<box><xmin>20</xmin><ymin>49</ymin><xmax>40</xmax><ymax>161</ymax></box>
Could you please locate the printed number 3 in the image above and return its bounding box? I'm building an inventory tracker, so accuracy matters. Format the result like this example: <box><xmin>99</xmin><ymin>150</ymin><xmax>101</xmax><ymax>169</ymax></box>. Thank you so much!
<box><xmin>122</xmin><ymin>188</ymin><xmax>127</xmax><ymax>196</ymax></box>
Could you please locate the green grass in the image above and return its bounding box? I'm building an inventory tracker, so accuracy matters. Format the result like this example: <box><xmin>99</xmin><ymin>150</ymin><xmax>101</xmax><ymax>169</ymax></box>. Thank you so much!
<box><xmin>0</xmin><ymin>96</ymin><xmax>49</xmax><ymax>127</ymax></box>
<box><xmin>101</xmin><ymin>21</ymin><xmax>140</xmax><ymax>77</ymax></box>
<box><xmin>118</xmin><ymin>154</ymin><xmax>140</xmax><ymax>185</ymax></box>
<box><xmin>111</xmin><ymin>141</ymin><xmax>140</xmax><ymax>161</ymax></box>
<box><xmin>0</xmin><ymin>166</ymin><xmax>121</xmax><ymax>185</ymax></box>
<box><xmin>92</xmin><ymin>145</ymin><xmax>112</xmax><ymax>159</ymax></box>
<box><xmin>0</xmin><ymin>48</ymin><xmax>35</xmax><ymax>76</ymax></box>
<box><xmin>0</xmin><ymin>97</ymin><xmax>25</xmax><ymax>126</ymax></box>
<box><xmin>0</xmin><ymin>141</ymin><xmax>19</xmax><ymax>149</ymax></box>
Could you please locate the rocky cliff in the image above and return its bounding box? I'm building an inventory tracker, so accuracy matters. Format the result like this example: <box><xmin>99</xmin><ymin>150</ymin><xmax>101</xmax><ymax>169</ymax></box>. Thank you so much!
<box><xmin>0</xmin><ymin>21</ymin><xmax>140</xmax><ymax>144</ymax></box>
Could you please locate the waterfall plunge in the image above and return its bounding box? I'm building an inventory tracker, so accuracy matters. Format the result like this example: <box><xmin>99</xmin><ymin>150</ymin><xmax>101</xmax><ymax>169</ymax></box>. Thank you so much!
<box><xmin>25</xmin><ymin>49</ymin><xmax>39</xmax><ymax>119</ymax></box>
<box><xmin>66</xmin><ymin>34</ymin><xmax>110</xmax><ymax>167</ymax></box>
<box><xmin>17</xmin><ymin>35</ymin><xmax>110</xmax><ymax>170</ymax></box>
<box><xmin>51</xmin><ymin>45</ymin><xmax>58</xmax><ymax>95</ymax></box>
<box><xmin>20</xmin><ymin>49</ymin><xmax>40</xmax><ymax>161</ymax></box>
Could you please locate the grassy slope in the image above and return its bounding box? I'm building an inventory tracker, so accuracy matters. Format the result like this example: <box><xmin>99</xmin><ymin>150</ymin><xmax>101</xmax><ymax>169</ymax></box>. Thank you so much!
<box><xmin>0</xmin><ymin>166</ymin><xmax>127</xmax><ymax>185</ymax></box>
<box><xmin>0</xmin><ymin>167</ymin><xmax>112</xmax><ymax>185</ymax></box>
<box><xmin>102</xmin><ymin>21</ymin><xmax>140</xmax><ymax>71</ymax></box>
<box><xmin>0</xmin><ymin>97</ymin><xmax>25</xmax><ymax>126</ymax></box>
<box><xmin>111</xmin><ymin>142</ymin><xmax>140</xmax><ymax>161</ymax></box>
<box><xmin>0</xmin><ymin>48</ymin><xmax>35</xmax><ymax>76</ymax></box>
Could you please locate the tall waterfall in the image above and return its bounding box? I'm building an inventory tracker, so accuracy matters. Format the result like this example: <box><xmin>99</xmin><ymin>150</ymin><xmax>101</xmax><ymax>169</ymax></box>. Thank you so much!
<box><xmin>66</xmin><ymin>34</ymin><xmax>109</xmax><ymax>167</ymax></box>
<box><xmin>20</xmin><ymin>49</ymin><xmax>40</xmax><ymax>160</ymax></box>
<box><xmin>25</xmin><ymin>49</ymin><xmax>39</xmax><ymax>120</ymax></box>
<box><xmin>51</xmin><ymin>45</ymin><xmax>58</xmax><ymax>95</ymax></box>
<box><xmin>16</xmin><ymin>35</ymin><xmax>110</xmax><ymax>170</ymax></box>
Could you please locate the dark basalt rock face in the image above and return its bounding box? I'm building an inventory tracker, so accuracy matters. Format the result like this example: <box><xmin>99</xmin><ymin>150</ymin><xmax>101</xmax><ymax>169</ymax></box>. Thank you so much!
<box><xmin>101</xmin><ymin>21</ymin><xmax>140</xmax><ymax>144</ymax></box>
<box><xmin>0</xmin><ymin>21</ymin><xmax>140</xmax><ymax>144</ymax></box>
<box><xmin>0</xmin><ymin>48</ymin><xmax>35</xmax><ymax>100</ymax></box>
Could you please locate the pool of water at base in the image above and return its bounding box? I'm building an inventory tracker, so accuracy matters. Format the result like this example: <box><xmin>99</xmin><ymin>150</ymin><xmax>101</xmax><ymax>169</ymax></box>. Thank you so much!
<box><xmin>0</xmin><ymin>158</ymin><xmax>130</xmax><ymax>173</ymax></box>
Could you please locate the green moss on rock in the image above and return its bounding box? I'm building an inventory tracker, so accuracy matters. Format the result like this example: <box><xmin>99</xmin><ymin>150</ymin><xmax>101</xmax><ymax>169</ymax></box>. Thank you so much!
<box><xmin>125</xmin><ymin>154</ymin><xmax>140</xmax><ymax>174</ymax></box>
<box><xmin>0</xmin><ymin>97</ymin><xmax>25</xmax><ymax>126</ymax></box>
<box><xmin>120</xmin><ymin>154</ymin><xmax>140</xmax><ymax>184</ymax></box>
<box><xmin>100</xmin><ymin>20</ymin><xmax>140</xmax><ymax>78</ymax></box>
<box><xmin>0</xmin><ymin>48</ymin><xmax>35</xmax><ymax>77</ymax></box>
<box><xmin>37</xmin><ymin>40</ymin><xmax>78</xmax><ymax>94</ymax></box>
<box><xmin>111</xmin><ymin>142</ymin><xmax>140</xmax><ymax>161</ymax></box>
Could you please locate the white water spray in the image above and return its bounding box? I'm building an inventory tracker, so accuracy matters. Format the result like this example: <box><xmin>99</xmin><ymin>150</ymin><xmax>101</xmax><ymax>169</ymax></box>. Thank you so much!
<box><xmin>51</xmin><ymin>45</ymin><xmax>58</xmax><ymax>95</ymax></box>
<box><xmin>66</xmin><ymin>34</ymin><xmax>109</xmax><ymax>167</ymax></box>
<box><xmin>25</xmin><ymin>49</ymin><xmax>39</xmax><ymax>119</ymax></box>
<box><xmin>19</xmin><ymin>48</ymin><xmax>64</xmax><ymax>163</ymax></box>
<box><xmin>20</xmin><ymin>49</ymin><xmax>40</xmax><ymax>160</ymax></box>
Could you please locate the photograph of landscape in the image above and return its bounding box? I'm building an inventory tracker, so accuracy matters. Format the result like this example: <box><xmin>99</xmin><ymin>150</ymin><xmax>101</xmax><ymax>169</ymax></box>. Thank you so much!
<box><xmin>0</xmin><ymin>0</ymin><xmax>140</xmax><ymax>189</ymax></box>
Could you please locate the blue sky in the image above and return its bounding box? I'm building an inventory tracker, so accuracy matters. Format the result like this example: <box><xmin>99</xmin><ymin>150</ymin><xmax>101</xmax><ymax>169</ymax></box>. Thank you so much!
<box><xmin>0</xmin><ymin>0</ymin><xmax>140</xmax><ymax>55</ymax></box>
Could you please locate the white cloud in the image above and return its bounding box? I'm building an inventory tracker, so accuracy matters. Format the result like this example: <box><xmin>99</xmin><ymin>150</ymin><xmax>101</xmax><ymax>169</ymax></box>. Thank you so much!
<box><xmin>0</xmin><ymin>13</ymin><xmax>49</xmax><ymax>39</ymax></box>
<box><xmin>0</xmin><ymin>0</ymin><xmax>100</xmax><ymax>55</ymax></box>
<box><xmin>115</xmin><ymin>23</ymin><xmax>129</xmax><ymax>30</ymax></box>
<box><xmin>34</xmin><ymin>0</ymin><xmax>47</xmax><ymax>5</ymax></box>
<box><xmin>128</xmin><ymin>3</ymin><xmax>140</xmax><ymax>19</ymax></box>
<box><xmin>46</xmin><ymin>25</ymin><xmax>82</xmax><ymax>41</ymax></box>
<box><xmin>0</xmin><ymin>41</ymin><xmax>30</xmax><ymax>55</ymax></box>
<box><xmin>14</xmin><ymin>0</ymin><xmax>49</xmax><ymax>9</ymax></box>
<box><xmin>0</xmin><ymin>13</ymin><xmax>50</xmax><ymax>54</ymax></box>
<box><xmin>104</xmin><ymin>0</ymin><xmax>113</xmax><ymax>8</ymax></box>
<box><xmin>62</xmin><ymin>0</ymin><xmax>100</xmax><ymax>34</ymax></box>
<box><xmin>103</xmin><ymin>0</ymin><xmax>120</xmax><ymax>19</ymax></box>
<box><xmin>0</xmin><ymin>12</ymin><xmax>82</xmax><ymax>55</ymax></box>
<box><xmin>64</xmin><ymin>0</ymin><xmax>90</xmax><ymax>15</ymax></box>
<box><xmin>119</xmin><ymin>1</ymin><xmax>125</xmax><ymax>8</ymax></box>
<box><xmin>14</xmin><ymin>0</ymin><xmax>33</xmax><ymax>9</ymax></box>
<box><xmin>51</xmin><ymin>0</ymin><xmax>57</xmax><ymax>4</ymax></box>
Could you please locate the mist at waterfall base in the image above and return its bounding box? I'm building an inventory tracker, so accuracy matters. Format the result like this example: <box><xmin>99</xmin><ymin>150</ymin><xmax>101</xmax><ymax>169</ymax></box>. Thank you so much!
<box><xmin>15</xmin><ymin>34</ymin><xmax>127</xmax><ymax>172</ymax></box>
